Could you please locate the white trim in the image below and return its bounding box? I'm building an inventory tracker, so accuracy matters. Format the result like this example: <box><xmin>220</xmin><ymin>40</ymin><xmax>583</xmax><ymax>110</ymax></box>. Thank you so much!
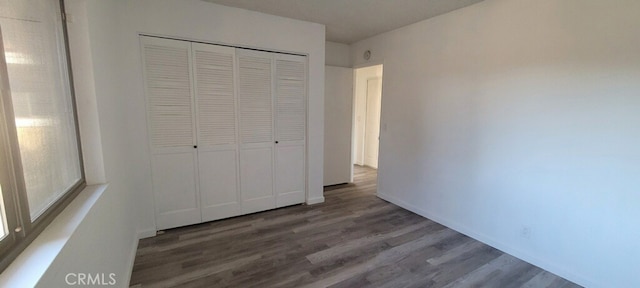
<box><xmin>138</xmin><ymin>33</ymin><xmax>305</xmax><ymax>58</ymax></box>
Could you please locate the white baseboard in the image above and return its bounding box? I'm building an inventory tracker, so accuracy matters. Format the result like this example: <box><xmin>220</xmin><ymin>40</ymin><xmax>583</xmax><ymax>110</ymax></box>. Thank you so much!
<box><xmin>377</xmin><ymin>192</ymin><xmax>595</xmax><ymax>288</ymax></box>
<box><xmin>306</xmin><ymin>196</ymin><xmax>325</xmax><ymax>205</ymax></box>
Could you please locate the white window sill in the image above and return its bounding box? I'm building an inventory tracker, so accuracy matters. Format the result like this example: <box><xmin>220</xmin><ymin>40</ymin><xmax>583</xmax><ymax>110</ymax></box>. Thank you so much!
<box><xmin>0</xmin><ymin>184</ymin><xmax>108</xmax><ymax>288</ymax></box>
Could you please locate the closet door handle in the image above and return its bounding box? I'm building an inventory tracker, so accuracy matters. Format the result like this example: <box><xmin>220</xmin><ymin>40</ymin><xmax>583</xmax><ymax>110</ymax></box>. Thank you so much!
<box><xmin>275</xmin><ymin>141</ymin><xmax>279</xmax><ymax>144</ymax></box>
<box><xmin>194</xmin><ymin>145</ymin><xmax>198</xmax><ymax>149</ymax></box>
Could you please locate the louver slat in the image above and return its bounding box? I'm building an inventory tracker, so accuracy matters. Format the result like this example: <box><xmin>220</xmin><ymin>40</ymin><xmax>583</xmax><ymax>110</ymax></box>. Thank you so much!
<box><xmin>194</xmin><ymin>47</ymin><xmax>236</xmax><ymax>146</ymax></box>
<box><xmin>143</xmin><ymin>40</ymin><xmax>194</xmax><ymax>149</ymax></box>
<box><xmin>276</xmin><ymin>58</ymin><xmax>305</xmax><ymax>142</ymax></box>
<box><xmin>238</xmin><ymin>54</ymin><xmax>272</xmax><ymax>144</ymax></box>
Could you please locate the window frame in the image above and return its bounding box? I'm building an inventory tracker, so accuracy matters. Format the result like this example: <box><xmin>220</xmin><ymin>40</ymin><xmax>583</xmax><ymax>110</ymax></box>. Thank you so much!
<box><xmin>0</xmin><ymin>0</ymin><xmax>86</xmax><ymax>272</ymax></box>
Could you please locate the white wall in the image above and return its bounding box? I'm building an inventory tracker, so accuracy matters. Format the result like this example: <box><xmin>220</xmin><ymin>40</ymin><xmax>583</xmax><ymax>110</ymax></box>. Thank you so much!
<box><xmin>325</xmin><ymin>41</ymin><xmax>351</xmax><ymax>67</ymax></box>
<box><xmin>350</xmin><ymin>0</ymin><xmax>640</xmax><ymax>287</ymax></box>
<box><xmin>324</xmin><ymin>66</ymin><xmax>353</xmax><ymax>186</ymax></box>
<box><xmin>66</xmin><ymin>0</ymin><xmax>105</xmax><ymax>185</ymax></box>
<box><xmin>324</xmin><ymin>41</ymin><xmax>352</xmax><ymax>185</ymax></box>
<box><xmin>35</xmin><ymin>0</ymin><xmax>140</xmax><ymax>286</ymax></box>
<box><xmin>353</xmin><ymin>65</ymin><xmax>383</xmax><ymax>166</ymax></box>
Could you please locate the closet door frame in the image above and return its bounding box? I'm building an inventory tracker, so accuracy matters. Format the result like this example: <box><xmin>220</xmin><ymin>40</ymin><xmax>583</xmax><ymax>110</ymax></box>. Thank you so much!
<box><xmin>140</xmin><ymin>35</ymin><xmax>310</xmax><ymax>230</ymax></box>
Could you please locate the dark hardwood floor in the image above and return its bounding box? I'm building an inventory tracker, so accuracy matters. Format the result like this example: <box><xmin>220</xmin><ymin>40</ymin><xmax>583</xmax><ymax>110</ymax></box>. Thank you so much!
<box><xmin>130</xmin><ymin>165</ymin><xmax>581</xmax><ymax>288</ymax></box>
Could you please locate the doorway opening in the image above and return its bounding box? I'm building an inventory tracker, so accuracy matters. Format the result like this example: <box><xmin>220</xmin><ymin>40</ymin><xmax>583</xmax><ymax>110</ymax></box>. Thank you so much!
<box><xmin>351</xmin><ymin>64</ymin><xmax>383</xmax><ymax>181</ymax></box>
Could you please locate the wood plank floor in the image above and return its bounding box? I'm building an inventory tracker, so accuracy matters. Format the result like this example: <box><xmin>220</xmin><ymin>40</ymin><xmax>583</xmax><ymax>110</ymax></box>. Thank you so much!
<box><xmin>130</xmin><ymin>165</ymin><xmax>581</xmax><ymax>288</ymax></box>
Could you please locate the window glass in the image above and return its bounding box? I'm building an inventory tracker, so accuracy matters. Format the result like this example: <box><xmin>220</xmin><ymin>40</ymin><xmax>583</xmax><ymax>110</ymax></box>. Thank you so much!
<box><xmin>0</xmin><ymin>0</ymin><xmax>82</xmax><ymax>220</ymax></box>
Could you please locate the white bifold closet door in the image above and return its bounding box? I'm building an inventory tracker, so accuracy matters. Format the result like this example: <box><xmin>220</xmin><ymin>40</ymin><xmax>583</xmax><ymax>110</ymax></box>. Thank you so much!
<box><xmin>142</xmin><ymin>36</ymin><xmax>307</xmax><ymax>230</ymax></box>
<box><xmin>192</xmin><ymin>43</ymin><xmax>242</xmax><ymax>222</ymax></box>
<box><xmin>141</xmin><ymin>37</ymin><xmax>201</xmax><ymax>230</ymax></box>
<box><xmin>236</xmin><ymin>49</ymin><xmax>276</xmax><ymax>214</ymax></box>
<box><xmin>275</xmin><ymin>54</ymin><xmax>306</xmax><ymax>207</ymax></box>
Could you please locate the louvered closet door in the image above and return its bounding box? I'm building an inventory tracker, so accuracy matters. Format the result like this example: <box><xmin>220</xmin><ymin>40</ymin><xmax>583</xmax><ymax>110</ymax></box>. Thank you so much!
<box><xmin>236</xmin><ymin>49</ymin><xmax>276</xmax><ymax>214</ymax></box>
<box><xmin>192</xmin><ymin>43</ymin><xmax>242</xmax><ymax>222</ymax></box>
<box><xmin>141</xmin><ymin>36</ymin><xmax>201</xmax><ymax>230</ymax></box>
<box><xmin>275</xmin><ymin>54</ymin><xmax>307</xmax><ymax>207</ymax></box>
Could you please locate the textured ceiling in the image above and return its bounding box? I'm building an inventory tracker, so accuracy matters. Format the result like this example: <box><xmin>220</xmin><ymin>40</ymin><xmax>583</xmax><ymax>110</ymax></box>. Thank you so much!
<box><xmin>203</xmin><ymin>0</ymin><xmax>484</xmax><ymax>44</ymax></box>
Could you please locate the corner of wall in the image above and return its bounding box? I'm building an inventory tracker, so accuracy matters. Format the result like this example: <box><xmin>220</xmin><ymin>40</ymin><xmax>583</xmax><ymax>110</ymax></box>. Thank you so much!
<box><xmin>306</xmin><ymin>196</ymin><xmax>325</xmax><ymax>205</ymax></box>
<box><xmin>137</xmin><ymin>228</ymin><xmax>157</xmax><ymax>239</ymax></box>
<box><xmin>325</xmin><ymin>41</ymin><xmax>352</xmax><ymax>67</ymax></box>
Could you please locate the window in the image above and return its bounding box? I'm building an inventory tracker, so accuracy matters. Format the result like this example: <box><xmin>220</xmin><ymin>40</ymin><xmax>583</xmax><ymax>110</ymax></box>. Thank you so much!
<box><xmin>0</xmin><ymin>0</ymin><xmax>84</xmax><ymax>271</ymax></box>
